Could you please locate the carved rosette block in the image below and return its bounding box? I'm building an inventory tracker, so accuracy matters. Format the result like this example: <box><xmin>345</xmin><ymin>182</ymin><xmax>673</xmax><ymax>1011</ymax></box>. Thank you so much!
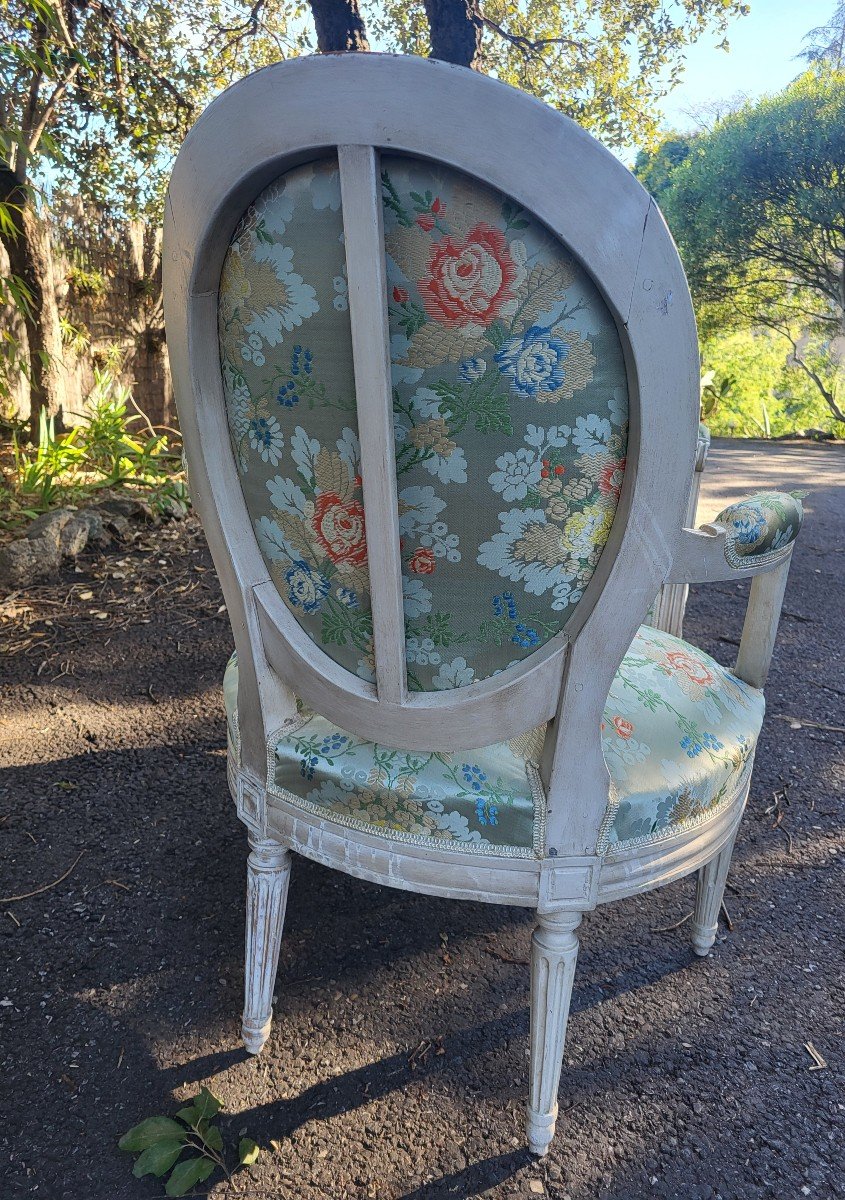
<box><xmin>691</xmin><ymin>834</ymin><xmax>736</xmax><ymax>956</ymax></box>
<box><xmin>242</xmin><ymin>837</ymin><xmax>292</xmax><ymax>1054</ymax></box>
<box><xmin>526</xmin><ymin>910</ymin><xmax>582</xmax><ymax>1156</ymax></box>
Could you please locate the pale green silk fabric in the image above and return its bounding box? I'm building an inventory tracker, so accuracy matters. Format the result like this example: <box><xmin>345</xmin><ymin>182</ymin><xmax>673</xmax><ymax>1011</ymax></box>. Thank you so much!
<box><xmin>224</xmin><ymin>625</ymin><xmax>764</xmax><ymax>857</ymax></box>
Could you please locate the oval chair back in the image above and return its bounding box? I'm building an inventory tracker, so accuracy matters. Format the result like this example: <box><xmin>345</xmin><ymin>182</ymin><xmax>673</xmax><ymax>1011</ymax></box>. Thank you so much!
<box><xmin>164</xmin><ymin>53</ymin><xmax>700</xmax><ymax>867</ymax></box>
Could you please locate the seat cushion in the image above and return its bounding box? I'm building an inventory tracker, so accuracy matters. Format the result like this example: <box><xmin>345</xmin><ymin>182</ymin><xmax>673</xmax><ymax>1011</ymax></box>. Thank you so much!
<box><xmin>224</xmin><ymin>626</ymin><xmax>764</xmax><ymax>857</ymax></box>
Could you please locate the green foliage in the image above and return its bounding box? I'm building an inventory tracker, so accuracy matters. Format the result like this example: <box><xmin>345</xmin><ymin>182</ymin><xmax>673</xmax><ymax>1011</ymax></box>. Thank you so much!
<box><xmin>366</xmin><ymin>0</ymin><xmax>750</xmax><ymax>149</ymax></box>
<box><xmin>701</xmin><ymin>329</ymin><xmax>837</xmax><ymax>438</ymax></box>
<box><xmin>0</xmin><ymin>371</ymin><xmax>187</xmax><ymax>529</ymax></box>
<box><xmin>643</xmin><ymin>67</ymin><xmax>845</xmax><ymax>427</ymax></box>
<box><xmin>119</xmin><ymin>1086</ymin><xmax>260</xmax><ymax>1197</ymax></box>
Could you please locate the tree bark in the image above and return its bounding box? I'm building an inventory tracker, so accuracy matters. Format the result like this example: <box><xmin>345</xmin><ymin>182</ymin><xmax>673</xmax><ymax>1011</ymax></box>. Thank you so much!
<box><xmin>1</xmin><ymin>166</ymin><xmax>68</xmax><ymax>439</ymax></box>
<box><xmin>308</xmin><ymin>0</ymin><xmax>370</xmax><ymax>53</ymax></box>
<box><xmin>424</xmin><ymin>0</ymin><xmax>483</xmax><ymax>68</ymax></box>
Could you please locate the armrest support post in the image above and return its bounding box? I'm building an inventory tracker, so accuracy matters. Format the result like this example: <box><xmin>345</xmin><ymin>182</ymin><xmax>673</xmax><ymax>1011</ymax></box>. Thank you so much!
<box><xmin>735</xmin><ymin>551</ymin><xmax>792</xmax><ymax>689</ymax></box>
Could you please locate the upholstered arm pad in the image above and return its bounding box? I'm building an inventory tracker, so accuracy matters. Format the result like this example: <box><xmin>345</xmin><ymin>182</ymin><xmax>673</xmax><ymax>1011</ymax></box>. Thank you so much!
<box><xmin>715</xmin><ymin>490</ymin><xmax>805</xmax><ymax>569</ymax></box>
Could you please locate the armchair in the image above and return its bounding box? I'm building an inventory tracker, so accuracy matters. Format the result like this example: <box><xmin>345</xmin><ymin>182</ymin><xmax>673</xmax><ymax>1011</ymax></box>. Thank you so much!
<box><xmin>163</xmin><ymin>54</ymin><xmax>805</xmax><ymax>1160</ymax></box>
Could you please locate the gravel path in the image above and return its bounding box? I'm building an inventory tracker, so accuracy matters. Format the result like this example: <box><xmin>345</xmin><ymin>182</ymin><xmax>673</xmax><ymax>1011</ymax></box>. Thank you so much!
<box><xmin>0</xmin><ymin>439</ymin><xmax>842</xmax><ymax>1200</ymax></box>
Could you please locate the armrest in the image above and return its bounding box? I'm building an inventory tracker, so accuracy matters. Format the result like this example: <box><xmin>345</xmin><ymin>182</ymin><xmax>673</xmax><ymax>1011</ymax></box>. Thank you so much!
<box><xmin>714</xmin><ymin>490</ymin><xmax>805</xmax><ymax>570</ymax></box>
<box><xmin>669</xmin><ymin>489</ymin><xmax>806</xmax><ymax>583</ymax></box>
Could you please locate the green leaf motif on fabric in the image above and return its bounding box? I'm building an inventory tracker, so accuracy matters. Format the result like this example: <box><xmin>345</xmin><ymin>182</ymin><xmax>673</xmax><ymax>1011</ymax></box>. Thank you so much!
<box><xmin>219</xmin><ymin>153</ymin><xmax>630</xmax><ymax>690</ymax></box>
<box><xmin>224</xmin><ymin>626</ymin><xmax>764</xmax><ymax>858</ymax></box>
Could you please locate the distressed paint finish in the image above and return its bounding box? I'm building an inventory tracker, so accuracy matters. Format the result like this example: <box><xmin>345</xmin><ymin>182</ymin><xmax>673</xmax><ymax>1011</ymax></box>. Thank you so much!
<box><xmin>163</xmin><ymin>53</ymin><xmax>804</xmax><ymax>1158</ymax></box>
<box><xmin>526</xmin><ymin>910</ymin><xmax>582</xmax><ymax>1155</ymax></box>
<box><xmin>691</xmin><ymin>832</ymin><xmax>736</xmax><ymax>956</ymax></box>
<box><xmin>242</xmin><ymin>838</ymin><xmax>292</xmax><ymax>1054</ymax></box>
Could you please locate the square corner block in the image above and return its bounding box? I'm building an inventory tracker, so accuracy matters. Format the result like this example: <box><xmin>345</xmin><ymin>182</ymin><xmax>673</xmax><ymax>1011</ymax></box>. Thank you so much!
<box><xmin>537</xmin><ymin>857</ymin><xmax>600</xmax><ymax>912</ymax></box>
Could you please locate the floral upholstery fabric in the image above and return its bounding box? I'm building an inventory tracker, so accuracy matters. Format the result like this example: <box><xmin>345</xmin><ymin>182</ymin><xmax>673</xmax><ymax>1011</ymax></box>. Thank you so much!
<box><xmin>381</xmin><ymin>155</ymin><xmax>629</xmax><ymax>688</ymax></box>
<box><xmin>219</xmin><ymin>159</ymin><xmax>373</xmax><ymax>674</ymax></box>
<box><xmin>715</xmin><ymin>490</ymin><xmax>805</xmax><ymax>568</ymax></box>
<box><xmin>224</xmin><ymin>625</ymin><xmax>764</xmax><ymax>857</ymax></box>
<box><xmin>218</xmin><ymin>153</ymin><xmax>629</xmax><ymax>691</ymax></box>
<box><xmin>599</xmin><ymin>625</ymin><xmax>763</xmax><ymax>850</ymax></box>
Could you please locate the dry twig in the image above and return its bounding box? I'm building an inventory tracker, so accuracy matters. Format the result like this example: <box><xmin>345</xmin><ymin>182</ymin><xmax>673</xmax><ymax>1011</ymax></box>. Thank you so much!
<box><xmin>0</xmin><ymin>851</ymin><xmax>86</xmax><ymax>903</ymax></box>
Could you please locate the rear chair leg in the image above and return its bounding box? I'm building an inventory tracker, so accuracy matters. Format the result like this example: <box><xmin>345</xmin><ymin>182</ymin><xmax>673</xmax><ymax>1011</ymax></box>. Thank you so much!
<box><xmin>242</xmin><ymin>836</ymin><xmax>292</xmax><ymax>1053</ymax></box>
<box><xmin>691</xmin><ymin>834</ymin><xmax>736</xmax><ymax>956</ymax></box>
<box><xmin>526</xmin><ymin>910</ymin><xmax>582</xmax><ymax>1156</ymax></box>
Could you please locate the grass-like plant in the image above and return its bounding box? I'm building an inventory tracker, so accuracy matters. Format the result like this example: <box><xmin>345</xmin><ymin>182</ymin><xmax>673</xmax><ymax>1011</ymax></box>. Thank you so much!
<box><xmin>1</xmin><ymin>370</ymin><xmax>188</xmax><ymax>531</ymax></box>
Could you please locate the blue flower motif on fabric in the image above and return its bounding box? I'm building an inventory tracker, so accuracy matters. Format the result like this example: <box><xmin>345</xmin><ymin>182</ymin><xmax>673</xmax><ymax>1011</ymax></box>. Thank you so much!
<box><xmin>493</xmin><ymin>592</ymin><xmax>518</xmax><ymax>620</ymax></box>
<box><xmin>319</xmin><ymin>733</ymin><xmax>348</xmax><ymax>755</ymax></box>
<box><xmin>512</xmin><ymin>623</ymin><xmax>540</xmax><ymax>648</ymax></box>
<box><xmin>300</xmin><ymin>753</ymin><xmax>319</xmax><ymax>781</ymax></box>
<box><xmin>290</xmin><ymin>344</ymin><xmax>313</xmax><ymax>377</ymax></box>
<box><xmin>732</xmin><ymin>512</ymin><xmax>766</xmax><ymax>545</ymax></box>
<box><xmin>285</xmin><ymin>560</ymin><xmax>330</xmax><ymax>613</ymax></box>
<box><xmin>336</xmin><ymin>586</ymin><xmax>359</xmax><ymax>609</ymax></box>
<box><xmin>461</xmin><ymin>763</ymin><xmax>488</xmax><ymax>792</ymax></box>
<box><xmin>475</xmin><ymin>797</ymin><xmax>499</xmax><ymax>826</ymax></box>
<box><xmin>459</xmin><ymin>357</ymin><xmax>487</xmax><ymax>383</ymax></box>
<box><xmin>681</xmin><ymin>735</ymin><xmax>704</xmax><ymax>758</ymax></box>
<box><xmin>494</xmin><ymin>325</ymin><xmax>569</xmax><ymax>396</ymax></box>
<box><xmin>701</xmin><ymin>732</ymin><xmax>724</xmax><ymax>750</ymax></box>
<box><xmin>277</xmin><ymin>380</ymin><xmax>300</xmax><ymax>407</ymax></box>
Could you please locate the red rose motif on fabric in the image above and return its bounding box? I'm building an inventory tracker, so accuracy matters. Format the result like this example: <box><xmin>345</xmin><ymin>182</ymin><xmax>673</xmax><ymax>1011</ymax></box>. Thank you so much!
<box><xmin>313</xmin><ymin>492</ymin><xmax>368</xmax><ymax>566</ymax></box>
<box><xmin>665</xmin><ymin>650</ymin><xmax>713</xmax><ymax>686</ymax></box>
<box><xmin>416</xmin><ymin>212</ymin><xmax>435</xmax><ymax>232</ymax></box>
<box><xmin>392</xmin><ymin>286</ymin><xmax>409</xmax><ymax>304</ymax></box>
<box><xmin>420</xmin><ymin>223</ymin><xmax>518</xmax><ymax>330</ymax></box>
<box><xmin>599</xmin><ymin>457</ymin><xmax>626</xmax><ymax>500</ymax></box>
<box><xmin>612</xmin><ymin>715</ymin><xmax>634</xmax><ymax>739</ymax></box>
<box><xmin>409</xmin><ymin>547</ymin><xmax>436</xmax><ymax>575</ymax></box>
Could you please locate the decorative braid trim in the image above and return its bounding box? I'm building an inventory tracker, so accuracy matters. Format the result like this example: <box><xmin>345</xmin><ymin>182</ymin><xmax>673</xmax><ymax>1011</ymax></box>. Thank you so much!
<box><xmin>723</xmin><ymin>532</ymin><xmax>793</xmax><ymax>572</ymax></box>
<box><xmin>257</xmin><ymin>717</ymin><xmax>545</xmax><ymax>860</ymax></box>
<box><xmin>596</xmin><ymin>750</ymin><xmax>755</xmax><ymax>857</ymax></box>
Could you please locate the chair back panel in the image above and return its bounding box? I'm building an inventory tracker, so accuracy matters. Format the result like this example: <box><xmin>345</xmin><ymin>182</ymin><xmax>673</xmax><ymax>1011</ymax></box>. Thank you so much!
<box><xmin>218</xmin><ymin>149</ymin><xmax>629</xmax><ymax>691</ymax></box>
<box><xmin>166</xmin><ymin>53</ymin><xmax>700</xmax><ymax>764</ymax></box>
<box><xmin>382</xmin><ymin>154</ymin><xmax>628</xmax><ymax>688</ymax></box>
<box><xmin>219</xmin><ymin>157</ymin><xmax>371</xmax><ymax>678</ymax></box>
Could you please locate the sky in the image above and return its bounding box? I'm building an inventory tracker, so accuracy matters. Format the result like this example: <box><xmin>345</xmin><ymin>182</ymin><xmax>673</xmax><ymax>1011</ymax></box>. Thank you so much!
<box><xmin>656</xmin><ymin>0</ymin><xmax>834</xmax><ymax>134</ymax></box>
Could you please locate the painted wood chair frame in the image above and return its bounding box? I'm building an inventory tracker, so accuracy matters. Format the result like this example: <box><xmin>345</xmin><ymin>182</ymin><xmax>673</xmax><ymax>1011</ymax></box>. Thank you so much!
<box><xmin>650</xmin><ymin>422</ymin><xmax>711</xmax><ymax>639</ymax></box>
<box><xmin>163</xmin><ymin>54</ymin><xmax>798</xmax><ymax>1157</ymax></box>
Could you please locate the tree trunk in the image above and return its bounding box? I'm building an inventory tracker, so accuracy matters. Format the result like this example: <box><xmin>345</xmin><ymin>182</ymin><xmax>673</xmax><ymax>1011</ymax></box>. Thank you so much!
<box><xmin>0</xmin><ymin>166</ymin><xmax>68</xmax><ymax>439</ymax></box>
<box><xmin>424</xmin><ymin>0</ymin><xmax>482</xmax><ymax>68</ymax></box>
<box><xmin>308</xmin><ymin>0</ymin><xmax>370</xmax><ymax>53</ymax></box>
<box><xmin>126</xmin><ymin>219</ymin><xmax>173</xmax><ymax>426</ymax></box>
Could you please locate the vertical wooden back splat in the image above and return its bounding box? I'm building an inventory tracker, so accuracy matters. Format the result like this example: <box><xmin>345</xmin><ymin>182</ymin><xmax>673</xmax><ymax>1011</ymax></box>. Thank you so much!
<box><xmin>338</xmin><ymin>144</ymin><xmax>407</xmax><ymax>705</ymax></box>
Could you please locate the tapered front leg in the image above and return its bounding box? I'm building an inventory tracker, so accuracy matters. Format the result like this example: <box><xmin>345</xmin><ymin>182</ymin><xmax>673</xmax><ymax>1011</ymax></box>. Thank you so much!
<box><xmin>526</xmin><ymin>909</ymin><xmax>582</xmax><ymax>1156</ymax></box>
<box><xmin>691</xmin><ymin>834</ymin><xmax>736</xmax><ymax>956</ymax></box>
<box><xmin>242</xmin><ymin>837</ymin><xmax>292</xmax><ymax>1054</ymax></box>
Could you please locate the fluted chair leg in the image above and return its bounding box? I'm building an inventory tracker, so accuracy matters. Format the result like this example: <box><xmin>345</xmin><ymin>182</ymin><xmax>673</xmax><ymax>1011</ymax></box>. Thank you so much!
<box><xmin>526</xmin><ymin>909</ymin><xmax>582</xmax><ymax>1156</ymax></box>
<box><xmin>242</xmin><ymin>837</ymin><xmax>292</xmax><ymax>1054</ymax></box>
<box><xmin>691</xmin><ymin>834</ymin><xmax>736</xmax><ymax>957</ymax></box>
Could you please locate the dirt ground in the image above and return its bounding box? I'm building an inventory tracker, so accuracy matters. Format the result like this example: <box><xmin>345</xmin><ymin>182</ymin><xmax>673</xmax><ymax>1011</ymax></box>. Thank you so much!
<box><xmin>1</xmin><ymin>439</ymin><xmax>843</xmax><ymax>1200</ymax></box>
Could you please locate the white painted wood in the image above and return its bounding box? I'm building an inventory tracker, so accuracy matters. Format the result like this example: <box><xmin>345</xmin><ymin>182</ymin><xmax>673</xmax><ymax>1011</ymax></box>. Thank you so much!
<box><xmin>668</xmin><ymin>523</ymin><xmax>792</xmax><ymax>585</ymax></box>
<box><xmin>526</xmin><ymin>910</ymin><xmax>582</xmax><ymax>1156</ymax></box>
<box><xmin>254</xmin><ymin>577</ymin><xmax>568</xmax><ymax>750</ymax></box>
<box><xmin>539</xmin><ymin>200</ymin><xmax>699</xmax><ymax>860</ymax></box>
<box><xmin>691</xmin><ymin>833</ymin><xmax>736</xmax><ymax>956</ymax></box>
<box><xmin>735</xmin><ymin>552</ymin><xmax>792</xmax><ymax>688</ymax></box>
<box><xmin>162</xmin><ymin>53</ymin><xmax>804</xmax><ymax>1159</ymax></box>
<box><xmin>650</xmin><ymin>424</ymin><xmax>710</xmax><ymax>638</ymax></box>
<box><xmin>338</xmin><ymin>144</ymin><xmax>407</xmax><ymax>705</ymax></box>
<box><xmin>242</xmin><ymin>837</ymin><xmax>292</xmax><ymax>1054</ymax></box>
